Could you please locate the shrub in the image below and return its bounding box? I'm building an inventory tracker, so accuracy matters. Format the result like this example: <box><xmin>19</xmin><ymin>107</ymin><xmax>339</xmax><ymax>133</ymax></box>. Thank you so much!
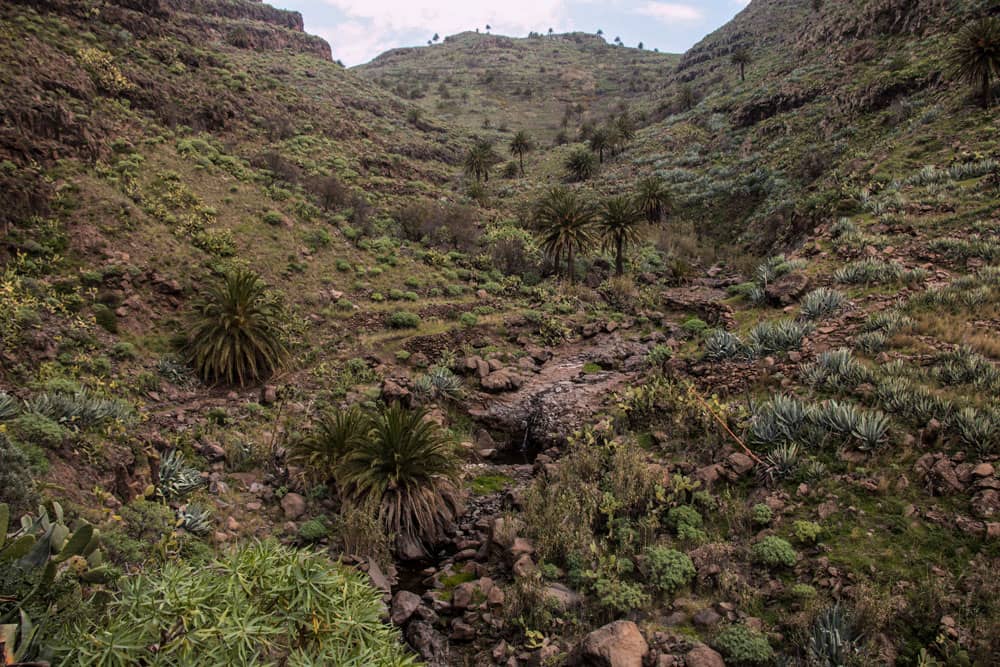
<box><xmin>262</xmin><ymin>210</ymin><xmax>284</xmax><ymax>226</ymax></box>
<box><xmin>645</xmin><ymin>344</ymin><xmax>673</xmax><ymax>369</ymax></box>
<box><xmin>850</xmin><ymin>410</ymin><xmax>891</xmax><ymax>450</ymax></box>
<box><xmin>564</xmin><ymin>147</ymin><xmax>598</xmax><ymax>181</ymax></box>
<box><xmin>750</xmin><ymin>536</ymin><xmax>797</xmax><ymax>568</ymax></box>
<box><xmin>298</xmin><ymin>516</ymin><xmax>329</xmax><ymax>543</ymax></box>
<box><xmin>666</xmin><ymin>505</ymin><xmax>703</xmax><ymax>536</ymax></box>
<box><xmin>64</xmin><ymin>540</ymin><xmax>418</xmax><ymax>666</ymax></box>
<box><xmin>751</xmin><ymin>503</ymin><xmax>773</xmax><ymax>526</ymax></box>
<box><xmin>337</xmin><ymin>405</ymin><xmax>461</xmax><ymax>556</ymax></box>
<box><xmin>111</xmin><ymin>341</ymin><xmax>138</xmax><ymax>360</ymax></box>
<box><xmin>681</xmin><ymin>317</ymin><xmax>709</xmax><ymax>335</ymax></box>
<box><xmin>459</xmin><ymin>312</ymin><xmax>478</xmax><ymax>327</ymax></box>
<box><xmin>180</xmin><ymin>269</ymin><xmax>287</xmax><ymax>386</ymax></box>
<box><xmin>713</xmin><ymin>624</ymin><xmax>775</xmax><ymax>665</ymax></box>
<box><xmin>644</xmin><ymin>546</ymin><xmax>695</xmax><ymax>595</ymax></box>
<box><xmin>9</xmin><ymin>412</ymin><xmax>66</xmax><ymax>448</ymax></box>
<box><xmin>176</xmin><ymin>504</ymin><xmax>212</xmax><ymax>536</ymax></box>
<box><xmin>0</xmin><ymin>433</ymin><xmax>36</xmax><ymax>511</ymax></box>
<box><xmin>387</xmin><ymin>311</ymin><xmax>421</xmax><ymax>329</ymax></box>
<box><xmin>792</xmin><ymin>520</ymin><xmax>822</xmax><ymax>544</ymax></box>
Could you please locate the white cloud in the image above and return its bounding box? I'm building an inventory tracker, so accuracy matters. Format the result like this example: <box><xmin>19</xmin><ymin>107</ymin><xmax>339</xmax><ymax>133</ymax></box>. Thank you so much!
<box><xmin>316</xmin><ymin>0</ymin><xmax>570</xmax><ymax>64</ymax></box>
<box><xmin>635</xmin><ymin>2</ymin><xmax>702</xmax><ymax>22</ymax></box>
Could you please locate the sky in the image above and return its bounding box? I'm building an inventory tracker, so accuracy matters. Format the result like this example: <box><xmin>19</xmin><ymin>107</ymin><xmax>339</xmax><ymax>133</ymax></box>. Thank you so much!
<box><xmin>272</xmin><ymin>0</ymin><xmax>752</xmax><ymax>67</ymax></box>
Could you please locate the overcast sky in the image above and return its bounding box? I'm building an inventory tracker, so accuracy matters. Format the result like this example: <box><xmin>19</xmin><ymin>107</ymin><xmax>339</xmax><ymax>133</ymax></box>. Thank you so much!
<box><xmin>273</xmin><ymin>0</ymin><xmax>752</xmax><ymax>66</ymax></box>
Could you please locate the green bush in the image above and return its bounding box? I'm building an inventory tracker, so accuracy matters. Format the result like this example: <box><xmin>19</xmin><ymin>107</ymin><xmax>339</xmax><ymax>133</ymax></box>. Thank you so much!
<box><xmin>0</xmin><ymin>433</ymin><xmax>36</xmax><ymax>511</ymax></box>
<box><xmin>792</xmin><ymin>520</ymin><xmax>822</xmax><ymax>544</ymax></box>
<box><xmin>713</xmin><ymin>624</ymin><xmax>774</xmax><ymax>665</ymax></box>
<box><xmin>111</xmin><ymin>341</ymin><xmax>138</xmax><ymax>360</ymax></box>
<box><xmin>64</xmin><ymin>540</ymin><xmax>418</xmax><ymax>666</ymax></box>
<box><xmin>681</xmin><ymin>317</ymin><xmax>708</xmax><ymax>335</ymax></box>
<box><xmin>262</xmin><ymin>210</ymin><xmax>284</xmax><ymax>226</ymax></box>
<box><xmin>750</xmin><ymin>503</ymin><xmax>773</xmax><ymax>526</ymax></box>
<box><xmin>93</xmin><ymin>304</ymin><xmax>118</xmax><ymax>333</ymax></box>
<box><xmin>387</xmin><ymin>311</ymin><xmax>420</xmax><ymax>329</ymax></box>
<box><xmin>750</xmin><ymin>536</ymin><xmax>797</xmax><ymax>569</ymax></box>
<box><xmin>459</xmin><ymin>312</ymin><xmax>478</xmax><ymax>327</ymax></box>
<box><xmin>299</xmin><ymin>516</ymin><xmax>329</xmax><ymax>543</ymax></box>
<box><xmin>9</xmin><ymin>412</ymin><xmax>67</xmax><ymax>448</ymax></box>
<box><xmin>666</xmin><ymin>505</ymin><xmax>702</xmax><ymax>531</ymax></box>
<box><xmin>644</xmin><ymin>546</ymin><xmax>695</xmax><ymax>596</ymax></box>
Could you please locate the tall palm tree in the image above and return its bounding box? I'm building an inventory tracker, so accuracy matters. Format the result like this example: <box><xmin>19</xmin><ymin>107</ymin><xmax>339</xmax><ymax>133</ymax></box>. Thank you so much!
<box><xmin>535</xmin><ymin>186</ymin><xmax>596</xmax><ymax>283</ymax></box>
<box><xmin>588</xmin><ymin>127</ymin><xmax>611</xmax><ymax>163</ymax></box>
<box><xmin>635</xmin><ymin>174</ymin><xmax>672</xmax><ymax>223</ymax></box>
<box><xmin>181</xmin><ymin>269</ymin><xmax>287</xmax><ymax>386</ymax></box>
<box><xmin>509</xmin><ymin>130</ymin><xmax>534</xmax><ymax>176</ymax></box>
<box><xmin>599</xmin><ymin>196</ymin><xmax>645</xmax><ymax>276</ymax></box>
<box><xmin>463</xmin><ymin>138</ymin><xmax>500</xmax><ymax>182</ymax></box>
<box><xmin>337</xmin><ymin>405</ymin><xmax>461</xmax><ymax>556</ymax></box>
<box><xmin>731</xmin><ymin>46</ymin><xmax>752</xmax><ymax>82</ymax></box>
<box><xmin>949</xmin><ymin>17</ymin><xmax>1000</xmax><ymax>109</ymax></box>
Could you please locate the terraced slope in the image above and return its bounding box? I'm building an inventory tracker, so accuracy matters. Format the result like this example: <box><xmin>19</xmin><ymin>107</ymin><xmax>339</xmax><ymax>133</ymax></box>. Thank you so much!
<box><xmin>357</xmin><ymin>31</ymin><xmax>678</xmax><ymax>142</ymax></box>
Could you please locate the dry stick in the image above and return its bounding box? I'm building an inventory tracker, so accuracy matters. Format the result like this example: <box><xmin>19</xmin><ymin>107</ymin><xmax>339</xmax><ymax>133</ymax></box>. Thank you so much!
<box><xmin>690</xmin><ymin>387</ymin><xmax>764</xmax><ymax>466</ymax></box>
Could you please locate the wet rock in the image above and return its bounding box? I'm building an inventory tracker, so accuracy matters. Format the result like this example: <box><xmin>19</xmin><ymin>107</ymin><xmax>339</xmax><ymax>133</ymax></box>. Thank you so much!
<box><xmin>579</xmin><ymin>620</ymin><xmax>648</xmax><ymax>667</ymax></box>
<box><xmin>280</xmin><ymin>492</ymin><xmax>306</xmax><ymax>519</ymax></box>
<box><xmin>391</xmin><ymin>590</ymin><xmax>422</xmax><ymax>626</ymax></box>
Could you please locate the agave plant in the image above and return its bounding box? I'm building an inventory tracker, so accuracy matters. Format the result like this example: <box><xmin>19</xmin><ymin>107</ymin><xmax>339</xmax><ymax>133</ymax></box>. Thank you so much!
<box><xmin>855</xmin><ymin>331</ymin><xmax>888</xmax><ymax>355</ymax></box>
<box><xmin>759</xmin><ymin>442</ymin><xmax>801</xmax><ymax>485</ymax></box>
<box><xmin>799</xmin><ymin>287</ymin><xmax>845</xmax><ymax>321</ymax></box>
<box><xmin>180</xmin><ymin>268</ymin><xmax>288</xmax><ymax>386</ymax></box>
<box><xmin>25</xmin><ymin>391</ymin><xmax>134</xmax><ymax>429</ymax></box>
<box><xmin>0</xmin><ymin>391</ymin><xmax>19</xmax><ymax>421</ymax></box>
<box><xmin>810</xmin><ymin>603</ymin><xmax>859</xmax><ymax>666</ymax></box>
<box><xmin>157</xmin><ymin>450</ymin><xmax>205</xmax><ymax>500</ymax></box>
<box><xmin>815</xmin><ymin>400</ymin><xmax>861</xmax><ymax>439</ymax></box>
<box><xmin>834</xmin><ymin>260</ymin><xmax>902</xmax><ymax>285</ymax></box>
<box><xmin>336</xmin><ymin>405</ymin><xmax>462</xmax><ymax>556</ymax></box>
<box><xmin>288</xmin><ymin>406</ymin><xmax>371</xmax><ymax>485</ymax></box>
<box><xmin>747</xmin><ymin>319</ymin><xmax>813</xmax><ymax>355</ymax></box>
<box><xmin>177</xmin><ymin>504</ymin><xmax>213</xmax><ymax>536</ymax></box>
<box><xmin>952</xmin><ymin>406</ymin><xmax>998</xmax><ymax>455</ymax></box>
<box><xmin>703</xmin><ymin>330</ymin><xmax>742</xmax><ymax>361</ymax></box>
<box><xmin>423</xmin><ymin>366</ymin><xmax>465</xmax><ymax>401</ymax></box>
<box><xmin>851</xmin><ymin>411</ymin><xmax>891</xmax><ymax>451</ymax></box>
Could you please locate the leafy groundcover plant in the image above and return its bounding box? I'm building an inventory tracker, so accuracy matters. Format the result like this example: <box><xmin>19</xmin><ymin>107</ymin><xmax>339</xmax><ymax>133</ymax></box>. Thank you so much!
<box><xmin>64</xmin><ymin>540</ymin><xmax>417</xmax><ymax>666</ymax></box>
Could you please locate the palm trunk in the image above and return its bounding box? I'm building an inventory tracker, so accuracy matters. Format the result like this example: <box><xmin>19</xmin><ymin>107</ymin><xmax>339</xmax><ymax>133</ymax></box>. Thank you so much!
<box><xmin>519</xmin><ymin>152</ymin><xmax>524</xmax><ymax>176</ymax></box>
<box><xmin>740</xmin><ymin>64</ymin><xmax>745</xmax><ymax>82</ymax></box>
<box><xmin>568</xmin><ymin>244</ymin><xmax>575</xmax><ymax>284</ymax></box>
<box><xmin>984</xmin><ymin>72</ymin><xmax>992</xmax><ymax>110</ymax></box>
<box><xmin>615</xmin><ymin>236</ymin><xmax>624</xmax><ymax>276</ymax></box>
<box><xmin>598</xmin><ymin>147</ymin><xmax>604</xmax><ymax>163</ymax></box>
<box><xmin>554</xmin><ymin>246</ymin><xmax>562</xmax><ymax>279</ymax></box>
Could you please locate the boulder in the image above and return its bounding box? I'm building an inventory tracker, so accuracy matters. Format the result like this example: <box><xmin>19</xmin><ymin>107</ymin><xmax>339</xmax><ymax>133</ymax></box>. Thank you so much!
<box><xmin>579</xmin><ymin>620</ymin><xmax>648</xmax><ymax>667</ymax></box>
<box><xmin>406</xmin><ymin>621</ymin><xmax>448</xmax><ymax>665</ymax></box>
<box><xmin>280</xmin><ymin>492</ymin><xmax>306</xmax><ymax>519</ymax></box>
<box><xmin>390</xmin><ymin>590</ymin><xmax>422</xmax><ymax>625</ymax></box>
<box><xmin>684</xmin><ymin>644</ymin><xmax>726</xmax><ymax>667</ymax></box>
<box><xmin>381</xmin><ymin>379</ymin><xmax>412</xmax><ymax>407</ymax></box>
<box><xmin>765</xmin><ymin>272</ymin><xmax>810</xmax><ymax>306</ymax></box>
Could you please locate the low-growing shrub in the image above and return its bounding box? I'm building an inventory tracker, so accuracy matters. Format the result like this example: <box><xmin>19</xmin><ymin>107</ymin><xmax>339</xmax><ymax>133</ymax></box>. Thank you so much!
<box><xmin>713</xmin><ymin>624</ymin><xmax>775</xmax><ymax>665</ymax></box>
<box><xmin>387</xmin><ymin>311</ymin><xmax>421</xmax><ymax>329</ymax></box>
<box><xmin>643</xmin><ymin>546</ymin><xmax>695</xmax><ymax>596</ymax></box>
<box><xmin>751</xmin><ymin>503</ymin><xmax>773</xmax><ymax>526</ymax></box>
<box><xmin>750</xmin><ymin>536</ymin><xmax>797</xmax><ymax>568</ymax></box>
<box><xmin>792</xmin><ymin>520</ymin><xmax>822</xmax><ymax>544</ymax></box>
<box><xmin>8</xmin><ymin>412</ymin><xmax>67</xmax><ymax>448</ymax></box>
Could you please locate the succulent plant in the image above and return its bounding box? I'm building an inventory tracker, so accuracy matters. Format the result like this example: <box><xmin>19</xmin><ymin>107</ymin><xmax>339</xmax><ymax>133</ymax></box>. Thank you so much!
<box><xmin>24</xmin><ymin>391</ymin><xmax>135</xmax><ymax>429</ymax></box>
<box><xmin>799</xmin><ymin>287</ymin><xmax>845</xmax><ymax>321</ymax></box>
<box><xmin>952</xmin><ymin>407</ymin><xmax>998</xmax><ymax>455</ymax></box>
<box><xmin>815</xmin><ymin>400</ymin><xmax>860</xmax><ymax>439</ymax></box>
<box><xmin>810</xmin><ymin>603</ymin><xmax>859</xmax><ymax>666</ymax></box>
<box><xmin>851</xmin><ymin>411</ymin><xmax>891</xmax><ymax>450</ymax></box>
<box><xmin>703</xmin><ymin>330</ymin><xmax>742</xmax><ymax>361</ymax></box>
<box><xmin>0</xmin><ymin>391</ymin><xmax>19</xmax><ymax>421</ymax></box>
<box><xmin>176</xmin><ymin>504</ymin><xmax>213</xmax><ymax>536</ymax></box>
<box><xmin>747</xmin><ymin>319</ymin><xmax>813</xmax><ymax>356</ymax></box>
<box><xmin>157</xmin><ymin>450</ymin><xmax>205</xmax><ymax>500</ymax></box>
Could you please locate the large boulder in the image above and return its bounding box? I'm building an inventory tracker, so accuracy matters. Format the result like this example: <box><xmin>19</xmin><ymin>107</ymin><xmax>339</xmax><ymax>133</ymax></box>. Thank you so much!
<box><xmin>579</xmin><ymin>620</ymin><xmax>648</xmax><ymax>667</ymax></box>
<box><xmin>390</xmin><ymin>590</ymin><xmax>422</xmax><ymax>626</ymax></box>
<box><xmin>765</xmin><ymin>273</ymin><xmax>809</xmax><ymax>306</ymax></box>
<box><xmin>280</xmin><ymin>492</ymin><xmax>306</xmax><ymax>519</ymax></box>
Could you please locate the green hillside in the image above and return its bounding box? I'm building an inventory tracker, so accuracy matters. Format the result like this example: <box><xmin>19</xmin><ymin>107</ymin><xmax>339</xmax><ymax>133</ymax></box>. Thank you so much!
<box><xmin>2</xmin><ymin>0</ymin><xmax>1000</xmax><ymax>665</ymax></box>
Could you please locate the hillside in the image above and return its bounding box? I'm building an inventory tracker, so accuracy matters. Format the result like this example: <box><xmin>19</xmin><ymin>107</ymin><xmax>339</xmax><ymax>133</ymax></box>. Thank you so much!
<box><xmin>357</xmin><ymin>31</ymin><xmax>678</xmax><ymax>142</ymax></box>
<box><xmin>2</xmin><ymin>0</ymin><xmax>1000</xmax><ymax>666</ymax></box>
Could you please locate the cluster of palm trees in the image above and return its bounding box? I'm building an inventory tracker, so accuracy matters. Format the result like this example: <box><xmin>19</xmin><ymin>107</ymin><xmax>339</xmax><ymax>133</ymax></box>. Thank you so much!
<box><xmin>464</xmin><ymin>131</ymin><xmax>536</xmax><ymax>182</ymax></box>
<box><xmin>535</xmin><ymin>174</ymin><xmax>671</xmax><ymax>283</ymax></box>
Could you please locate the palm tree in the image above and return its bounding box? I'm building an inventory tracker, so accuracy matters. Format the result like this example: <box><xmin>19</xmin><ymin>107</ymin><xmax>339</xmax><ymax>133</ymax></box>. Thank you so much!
<box><xmin>948</xmin><ymin>17</ymin><xmax>1000</xmax><ymax>109</ymax></box>
<box><xmin>588</xmin><ymin>127</ymin><xmax>610</xmax><ymax>163</ymax></box>
<box><xmin>599</xmin><ymin>196</ymin><xmax>645</xmax><ymax>276</ymax></box>
<box><xmin>635</xmin><ymin>174</ymin><xmax>672</xmax><ymax>223</ymax></box>
<box><xmin>463</xmin><ymin>138</ymin><xmax>500</xmax><ymax>182</ymax></box>
<box><xmin>731</xmin><ymin>46</ymin><xmax>752</xmax><ymax>82</ymax></box>
<box><xmin>509</xmin><ymin>130</ymin><xmax>534</xmax><ymax>176</ymax></box>
<box><xmin>535</xmin><ymin>186</ymin><xmax>596</xmax><ymax>283</ymax></box>
<box><xmin>564</xmin><ymin>147</ymin><xmax>598</xmax><ymax>182</ymax></box>
<box><xmin>337</xmin><ymin>405</ymin><xmax>461</xmax><ymax>557</ymax></box>
<box><xmin>181</xmin><ymin>269</ymin><xmax>287</xmax><ymax>386</ymax></box>
<box><xmin>288</xmin><ymin>407</ymin><xmax>370</xmax><ymax>485</ymax></box>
